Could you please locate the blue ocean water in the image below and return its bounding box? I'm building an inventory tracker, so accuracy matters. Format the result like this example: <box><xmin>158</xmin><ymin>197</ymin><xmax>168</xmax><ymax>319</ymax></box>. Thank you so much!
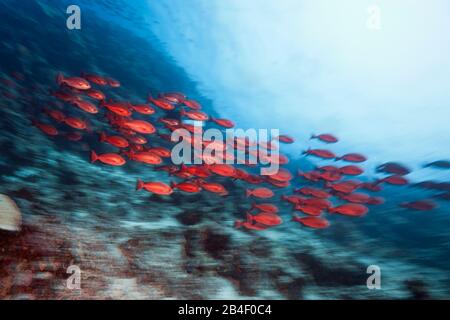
<box><xmin>0</xmin><ymin>0</ymin><xmax>449</xmax><ymax>299</ymax></box>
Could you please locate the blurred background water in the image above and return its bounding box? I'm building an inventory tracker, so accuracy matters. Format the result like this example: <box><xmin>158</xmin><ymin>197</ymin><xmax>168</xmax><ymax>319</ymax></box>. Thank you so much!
<box><xmin>0</xmin><ymin>0</ymin><xmax>449</xmax><ymax>299</ymax></box>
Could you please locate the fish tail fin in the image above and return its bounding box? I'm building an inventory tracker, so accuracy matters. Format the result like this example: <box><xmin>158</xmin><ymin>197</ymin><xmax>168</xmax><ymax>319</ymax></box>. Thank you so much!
<box><xmin>246</xmin><ymin>212</ymin><xmax>253</xmax><ymax>223</ymax></box>
<box><xmin>291</xmin><ymin>214</ymin><xmax>299</xmax><ymax>222</ymax></box>
<box><xmin>56</xmin><ymin>72</ymin><xmax>64</xmax><ymax>86</ymax></box>
<box><xmin>246</xmin><ymin>189</ymin><xmax>252</xmax><ymax>197</ymax></box>
<box><xmin>90</xmin><ymin>150</ymin><xmax>98</xmax><ymax>163</ymax></box>
<box><xmin>170</xmin><ymin>181</ymin><xmax>177</xmax><ymax>189</ymax></box>
<box><xmin>310</xmin><ymin>133</ymin><xmax>316</xmax><ymax>140</ymax></box>
<box><xmin>328</xmin><ymin>207</ymin><xmax>336</xmax><ymax>214</ymax></box>
<box><xmin>136</xmin><ymin>179</ymin><xmax>144</xmax><ymax>191</ymax></box>
<box><xmin>179</xmin><ymin>107</ymin><xmax>185</xmax><ymax>116</ymax></box>
<box><xmin>334</xmin><ymin>156</ymin><xmax>341</xmax><ymax>161</ymax></box>
<box><xmin>99</xmin><ymin>131</ymin><xmax>106</xmax><ymax>142</ymax></box>
<box><xmin>302</xmin><ymin>148</ymin><xmax>310</xmax><ymax>156</ymax></box>
<box><xmin>147</xmin><ymin>93</ymin><xmax>153</xmax><ymax>102</ymax></box>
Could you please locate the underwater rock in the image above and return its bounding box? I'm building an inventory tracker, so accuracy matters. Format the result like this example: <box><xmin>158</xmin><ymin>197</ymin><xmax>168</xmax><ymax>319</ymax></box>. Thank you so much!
<box><xmin>176</xmin><ymin>210</ymin><xmax>203</xmax><ymax>226</ymax></box>
<box><xmin>405</xmin><ymin>280</ymin><xmax>430</xmax><ymax>300</ymax></box>
<box><xmin>0</xmin><ymin>194</ymin><xmax>22</xmax><ymax>231</ymax></box>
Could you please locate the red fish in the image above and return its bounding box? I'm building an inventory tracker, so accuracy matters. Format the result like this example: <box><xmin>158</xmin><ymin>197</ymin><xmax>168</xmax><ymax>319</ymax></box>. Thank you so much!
<box><xmin>106</xmin><ymin>77</ymin><xmax>121</xmax><ymax>88</ymax></box>
<box><xmin>301</xmin><ymin>198</ymin><xmax>332</xmax><ymax>210</ymax></box>
<box><xmin>85</xmin><ymin>89</ymin><xmax>105</xmax><ymax>100</ymax></box>
<box><xmin>400</xmin><ymin>200</ymin><xmax>436</xmax><ymax>211</ymax></box>
<box><xmin>71</xmin><ymin>99</ymin><xmax>98</xmax><ymax>114</ymax></box>
<box><xmin>147</xmin><ymin>147</ymin><xmax>171</xmax><ymax>158</ymax></box>
<box><xmin>66</xmin><ymin>132</ymin><xmax>83</xmax><ymax>142</ymax></box>
<box><xmin>294</xmin><ymin>205</ymin><xmax>323</xmax><ymax>216</ymax></box>
<box><xmin>367</xmin><ymin>196</ymin><xmax>385</xmax><ymax>205</ymax></box>
<box><xmin>281</xmin><ymin>195</ymin><xmax>304</xmax><ymax>205</ymax></box>
<box><xmin>303</xmin><ymin>149</ymin><xmax>336</xmax><ymax>159</ymax></box>
<box><xmin>32</xmin><ymin>120</ymin><xmax>58</xmax><ymax>136</ymax></box>
<box><xmin>180</xmin><ymin>108</ymin><xmax>209</xmax><ymax>121</ymax></box>
<box><xmin>128</xmin><ymin>135</ymin><xmax>148</xmax><ymax>145</ymax></box>
<box><xmin>338</xmin><ymin>192</ymin><xmax>371</xmax><ymax>204</ymax></box>
<box><xmin>265</xmin><ymin>168</ymin><xmax>293</xmax><ymax>182</ymax></box>
<box><xmin>148</xmin><ymin>95</ymin><xmax>175</xmax><ymax>110</ymax></box>
<box><xmin>196</xmin><ymin>180</ymin><xmax>228</xmax><ymax>195</ymax></box>
<box><xmin>274</xmin><ymin>135</ymin><xmax>295</xmax><ymax>144</ymax></box>
<box><xmin>159</xmin><ymin>92</ymin><xmax>186</xmax><ymax>104</ymax></box>
<box><xmin>81</xmin><ymin>73</ymin><xmax>108</xmax><ymax>86</ymax></box>
<box><xmin>210</xmin><ymin>117</ymin><xmax>235</xmax><ymax>128</ymax></box>
<box><xmin>90</xmin><ymin>151</ymin><xmax>125</xmax><ymax>166</ymax></box>
<box><xmin>101</xmin><ymin>101</ymin><xmax>132</xmax><ymax>117</ymax></box>
<box><xmin>208</xmin><ymin>164</ymin><xmax>236</xmax><ymax>177</ymax></box>
<box><xmin>266</xmin><ymin>178</ymin><xmax>290</xmax><ymax>188</ymax></box>
<box><xmin>298</xmin><ymin>170</ymin><xmax>322</xmax><ymax>182</ymax></box>
<box><xmin>360</xmin><ymin>182</ymin><xmax>382</xmax><ymax>192</ymax></box>
<box><xmin>128</xmin><ymin>151</ymin><xmax>162</xmax><ymax>165</ymax></box>
<box><xmin>131</xmin><ymin>104</ymin><xmax>155</xmax><ymax>115</ymax></box>
<box><xmin>379</xmin><ymin>175</ymin><xmax>408</xmax><ymax>186</ymax></box>
<box><xmin>328</xmin><ymin>181</ymin><xmax>360</xmax><ymax>194</ymax></box>
<box><xmin>251</xmin><ymin>203</ymin><xmax>279</xmax><ymax>214</ymax></box>
<box><xmin>246</xmin><ymin>188</ymin><xmax>274</xmax><ymax>199</ymax></box>
<box><xmin>247</xmin><ymin>212</ymin><xmax>282</xmax><ymax>226</ymax></box>
<box><xmin>328</xmin><ymin>203</ymin><xmax>368</xmax><ymax>217</ymax></box>
<box><xmin>295</xmin><ymin>187</ymin><xmax>330</xmax><ymax>199</ymax></box>
<box><xmin>319</xmin><ymin>171</ymin><xmax>342</xmax><ymax>182</ymax></box>
<box><xmin>136</xmin><ymin>179</ymin><xmax>173</xmax><ymax>195</ymax></box>
<box><xmin>99</xmin><ymin>132</ymin><xmax>129</xmax><ymax>148</ymax></box>
<box><xmin>339</xmin><ymin>165</ymin><xmax>364</xmax><ymax>176</ymax></box>
<box><xmin>292</xmin><ymin>215</ymin><xmax>330</xmax><ymax>229</ymax></box>
<box><xmin>64</xmin><ymin>117</ymin><xmax>87</xmax><ymax>130</ymax></box>
<box><xmin>182</xmin><ymin>99</ymin><xmax>201</xmax><ymax>110</ymax></box>
<box><xmin>336</xmin><ymin>153</ymin><xmax>367</xmax><ymax>163</ymax></box>
<box><xmin>234</xmin><ymin>220</ymin><xmax>268</xmax><ymax>231</ymax></box>
<box><xmin>43</xmin><ymin>108</ymin><xmax>66</xmax><ymax>123</ymax></box>
<box><xmin>122</xmin><ymin>119</ymin><xmax>156</xmax><ymax>134</ymax></box>
<box><xmin>171</xmin><ymin>181</ymin><xmax>201</xmax><ymax>193</ymax></box>
<box><xmin>57</xmin><ymin>73</ymin><xmax>91</xmax><ymax>90</ymax></box>
<box><xmin>159</xmin><ymin>118</ymin><xmax>181</xmax><ymax>126</ymax></box>
<box><xmin>311</xmin><ymin>133</ymin><xmax>338</xmax><ymax>143</ymax></box>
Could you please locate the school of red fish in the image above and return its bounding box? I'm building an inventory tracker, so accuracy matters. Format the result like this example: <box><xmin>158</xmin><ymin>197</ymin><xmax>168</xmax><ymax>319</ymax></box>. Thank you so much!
<box><xmin>13</xmin><ymin>71</ymin><xmax>443</xmax><ymax>231</ymax></box>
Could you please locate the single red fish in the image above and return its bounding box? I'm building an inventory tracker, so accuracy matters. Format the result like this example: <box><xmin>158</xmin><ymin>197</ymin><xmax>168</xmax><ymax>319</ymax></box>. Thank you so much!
<box><xmin>339</xmin><ymin>165</ymin><xmax>364</xmax><ymax>176</ymax></box>
<box><xmin>336</xmin><ymin>153</ymin><xmax>367</xmax><ymax>163</ymax></box>
<box><xmin>303</xmin><ymin>148</ymin><xmax>336</xmax><ymax>159</ymax></box>
<box><xmin>234</xmin><ymin>220</ymin><xmax>268</xmax><ymax>231</ymax></box>
<box><xmin>360</xmin><ymin>182</ymin><xmax>382</xmax><ymax>192</ymax></box>
<box><xmin>292</xmin><ymin>215</ymin><xmax>330</xmax><ymax>229</ymax></box>
<box><xmin>106</xmin><ymin>77</ymin><xmax>121</xmax><ymax>88</ymax></box>
<box><xmin>265</xmin><ymin>168</ymin><xmax>293</xmax><ymax>182</ymax></box>
<box><xmin>311</xmin><ymin>133</ymin><xmax>338</xmax><ymax>143</ymax></box>
<box><xmin>195</xmin><ymin>180</ymin><xmax>227</xmax><ymax>195</ymax></box>
<box><xmin>294</xmin><ymin>205</ymin><xmax>323</xmax><ymax>216</ymax></box>
<box><xmin>147</xmin><ymin>147</ymin><xmax>171</xmax><ymax>158</ymax></box>
<box><xmin>208</xmin><ymin>164</ymin><xmax>236</xmax><ymax>177</ymax></box>
<box><xmin>171</xmin><ymin>181</ymin><xmax>201</xmax><ymax>193</ymax></box>
<box><xmin>159</xmin><ymin>118</ymin><xmax>181</xmax><ymax>126</ymax></box>
<box><xmin>400</xmin><ymin>200</ymin><xmax>436</xmax><ymax>211</ymax></box>
<box><xmin>43</xmin><ymin>108</ymin><xmax>66</xmax><ymax>123</ymax></box>
<box><xmin>274</xmin><ymin>135</ymin><xmax>295</xmax><ymax>144</ymax></box>
<box><xmin>319</xmin><ymin>171</ymin><xmax>342</xmax><ymax>182</ymax></box>
<box><xmin>298</xmin><ymin>170</ymin><xmax>322</xmax><ymax>182</ymax></box>
<box><xmin>301</xmin><ymin>198</ymin><xmax>332</xmax><ymax>210</ymax></box>
<box><xmin>266</xmin><ymin>178</ymin><xmax>290</xmax><ymax>188</ymax></box>
<box><xmin>81</xmin><ymin>73</ymin><xmax>108</xmax><ymax>86</ymax></box>
<box><xmin>379</xmin><ymin>175</ymin><xmax>408</xmax><ymax>186</ymax></box>
<box><xmin>159</xmin><ymin>92</ymin><xmax>186</xmax><ymax>104</ymax></box>
<box><xmin>295</xmin><ymin>187</ymin><xmax>330</xmax><ymax>199</ymax></box>
<box><xmin>182</xmin><ymin>99</ymin><xmax>201</xmax><ymax>110</ymax></box>
<box><xmin>71</xmin><ymin>98</ymin><xmax>98</xmax><ymax>114</ymax></box>
<box><xmin>99</xmin><ymin>132</ymin><xmax>129</xmax><ymax>148</ymax></box>
<box><xmin>85</xmin><ymin>89</ymin><xmax>105</xmax><ymax>100</ymax></box>
<box><xmin>32</xmin><ymin>120</ymin><xmax>58</xmax><ymax>136</ymax></box>
<box><xmin>57</xmin><ymin>73</ymin><xmax>91</xmax><ymax>90</ymax></box>
<box><xmin>367</xmin><ymin>196</ymin><xmax>385</xmax><ymax>205</ymax></box>
<box><xmin>136</xmin><ymin>179</ymin><xmax>173</xmax><ymax>195</ymax></box>
<box><xmin>246</xmin><ymin>188</ymin><xmax>274</xmax><ymax>199</ymax></box>
<box><xmin>338</xmin><ymin>192</ymin><xmax>371</xmax><ymax>204</ymax></box>
<box><xmin>328</xmin><ymin>203</ymin><xmax>368</xmax><ymax>217</ymax></box>
<box><xmin>64</xmin><ymin>117</ymin><xmax>87</xmax><ymax>130</ymax></box>
<box><xmin>101</xmin><ymin>101</ymin><xmax>132</xmax><ymax>117</ymax></box>
<box><xmin>281</xmin><ymin>195</ymin><xmax>304</xmax><ymax>205</ymax></box>
<box><xmin>247</xmin><ymin>212</ymin><xmax>282</xmax><ymax>226</ymax></box>
<box><xmin>122</xmin><ymin>119</ymin><xmax>156</xmax><ymax>134</ymax></box>
<box><xmin>251</xmin><ymin>203</ymin><xmax>279</xmax><ymax>214</ymax></box>
<box><xmin>128</xmin><ymin>135</ymin><xmax>148</xmax><ymax>145</ymax></box>
<box><xmin>66</xmin><ymin>132</ymin><xmax>83</xmax><ymax>142</ymax></box>
<box><xmin>180</xmin><ymin>108</ymin><xmax>209</xmax><ymax>121</ymax></box>
<box><xmin>128</xmin><ymin>151</ymin><xmax>162</xmax><ymax>165</ymax></box>
<box><xmin>210</xmin><ymin>117</ymin><xmax>235</xmax><ymax>128</ymax></box>
<box><xmin>328</xmin><ymin>181</ymin><xmax>360</xmax><ymax>194</ymax></box>
<box><xmin>131</xmin><ymin>104</ymin><xmax>155</xmax><ymax>115</ymax></box>
<box><xmin>91</xmin><ymin>151</ymin><xmax>125</xmax><ymax>166</ymax></box>
<box><xmin>148</xmin><ymin>95</ymin><xmax>175</xmax><ymax>110</ymax></box>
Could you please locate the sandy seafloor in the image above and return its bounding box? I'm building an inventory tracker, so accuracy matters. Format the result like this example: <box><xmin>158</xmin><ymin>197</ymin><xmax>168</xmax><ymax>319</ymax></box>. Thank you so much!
<box><xmin>0</xmin><ymin>0</ymin><xmax>449</xmax><ymax>299</ymax></box>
